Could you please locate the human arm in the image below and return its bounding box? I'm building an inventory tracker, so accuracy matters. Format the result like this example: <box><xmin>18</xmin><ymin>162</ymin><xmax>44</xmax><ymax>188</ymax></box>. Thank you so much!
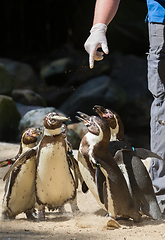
<box><xmin>84</xmin><ymin>0</ymin><xmax>120</xmax><ymax>69</ymax></box>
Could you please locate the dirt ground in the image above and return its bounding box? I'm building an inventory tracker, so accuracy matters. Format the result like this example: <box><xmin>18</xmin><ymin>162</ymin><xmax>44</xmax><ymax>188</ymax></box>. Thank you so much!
<box><xmin>0</xmin><ymin>142</ymin><xmax>165</xmax><ymax>240</ymax></box>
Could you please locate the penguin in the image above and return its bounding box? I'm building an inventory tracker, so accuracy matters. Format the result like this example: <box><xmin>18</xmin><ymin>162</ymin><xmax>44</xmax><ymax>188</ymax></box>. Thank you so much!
<box><xmin>35</xmin><ymin>112</ymin><xmax>78</xmax><ymax>220</ymax></box>
<box><xmin>0</xmin><ymin>127</ymin><xmax>43</xmax><ymax>168</ymax></box>
<box><xmin>93</xmin><ymin>105</ymin><xmax>162</xmax><ymax>220</ymax></box>
<box><xmin>2</xmin><ymin>127</ymin><xmax>42</xmax><ymax>220</ymax></box>
<box><xmin>61</xmin><ymin>124</ymin><xmax>88</xmax><ymax>193</ymax></box>
<box><xmin>93</xmin><ymin>105</ymin><xmax>163</xmax><ymax>160</ymax></box>
<box><xmin>5</xmin><ymin>112</ymin><xmax>77</xmax><ymax>220</ymax></box>
<box><xmin>57</xmin><ymin>123</ymin><xmax>86</xmax><ymax>214</ymax></box>
<box><xmin>76</xmin><ymin>111</ymin><xmax>141</xmax><ymax>227</ymax></box>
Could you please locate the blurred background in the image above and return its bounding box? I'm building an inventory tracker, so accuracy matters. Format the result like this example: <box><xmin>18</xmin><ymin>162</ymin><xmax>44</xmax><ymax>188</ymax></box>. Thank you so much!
<box><xmin>0</xmin><ymin>0</ymin><xmax>152</xmax><ymax>149</ymax></box>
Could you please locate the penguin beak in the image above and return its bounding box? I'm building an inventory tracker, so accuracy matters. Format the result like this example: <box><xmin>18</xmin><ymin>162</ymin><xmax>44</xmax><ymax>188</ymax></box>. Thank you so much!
<box><xmin>50</xmin><ymin>115</ymin><xmax>70</xmax><ymax>122</ymax></box>
<box><xmin>93</xmin><ymin>105</ymin><xmax>114</xmax><ymax>119</ymax></box>
<box><xmin>76</xmin><ymin>111</ymin><xmax>91</xmax><ymax>125</ymax></box>
<box><xmin>158</xmin><ymin>119</ymin><xmax>165</xmax><ymax>126</ymax></box>
<box><xmin>27</xmin><ymin>127</ymin><xmax>43</xmax><ymax>137</ymax></box>
<box><xmin>35</xmin><ymin>127</ymin><xmax>43</xmax><ymax>135</ymax></box>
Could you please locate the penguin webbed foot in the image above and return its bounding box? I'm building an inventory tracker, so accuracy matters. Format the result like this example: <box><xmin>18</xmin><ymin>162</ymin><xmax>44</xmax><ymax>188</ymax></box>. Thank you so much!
<box><xmin>1</xmin><ymin>210</ymin><xmax>15</xmax><ymax>220</ymax></box>
<box><xmin>37</xmin><ymin>210</ymin><xmax>46</xmax><ymax>221</ymax></box>
<box><xmin>25</xmin><ymin>208</ymin><xmax>37</xmax><ymax>220</ymax></box>
<box><xmin>58</xmin><ymin>205</ymin><xmax>67</xmax><ymax>214</ymax></box>
<box><xmin>107</xmin><ymin>217</ymin><xmax>121</xmax><ymax>229</ymax></box>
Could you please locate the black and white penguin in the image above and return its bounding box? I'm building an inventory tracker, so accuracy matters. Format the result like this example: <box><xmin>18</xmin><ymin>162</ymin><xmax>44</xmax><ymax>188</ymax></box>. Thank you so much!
<box><xmin>93</xmin><ymin>105</ymin><xmax>162</xmax><ymax>220</ymax></box>
<box><xmin>0</xmin><ymin>127</ymin><xmax>43</xmax><ymax>168</ymax></box>
<box><xmin>93</xmin><ymin>105</ymin><xmax>163</xmax><ymax>160</ymax></box>
<box><xmin>35</xmin><ymin>112</ymin><xmax>77</xmax><ymax>220</ymax></box>
<box><xmin>76</xmin><ymin>112</ymin><xmax>141</xmax><ymax>226</ymax></box>
<box><xmin>3</xmin><ymin>114</ymin><xmax>81</xmax><ymax>220</ymax></box>
<box><xmin>2</xmin><ymin>127</ymin><xmax>42</xmax><ymax>219</ymax></box>
<box><xmin>57</xmin><ymin>123</ymin><xmax>83</xmax><ymax>214</ymax></box>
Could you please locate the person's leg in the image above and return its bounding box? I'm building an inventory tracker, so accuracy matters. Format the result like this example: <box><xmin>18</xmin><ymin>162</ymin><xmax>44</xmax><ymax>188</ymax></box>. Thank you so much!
<box><xmin>148</xmin><ymin>22</ymin><xmax>165</xmax><ymax>208</ymax></box>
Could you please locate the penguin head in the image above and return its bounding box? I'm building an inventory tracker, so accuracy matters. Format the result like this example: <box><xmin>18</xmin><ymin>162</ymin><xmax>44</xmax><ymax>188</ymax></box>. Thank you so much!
<box><xmin>44</xmin><ymin>112</ymin><xmax>69</xmax><ymax>130</ymax></box>
<box><xmin>93</xmin><ymin>105</ymin><xmax>125</xmax><ymax>141</ymax></box>
<box><xmin>22</xmin><ymin>127</ymin><xmax>42</xmax><ymax>145</ymax></box>
<box><xmin>76</xmin><ymin>111</ymin><xmax>110</xmax><ymax>141</ymax></box>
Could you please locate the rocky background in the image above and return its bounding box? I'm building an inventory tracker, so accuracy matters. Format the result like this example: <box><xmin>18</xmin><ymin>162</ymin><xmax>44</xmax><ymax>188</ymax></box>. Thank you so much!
<box><xmin>0</xmin><ymin>0</ymin><xmax>151</xmax><ymax>149</ymax></box>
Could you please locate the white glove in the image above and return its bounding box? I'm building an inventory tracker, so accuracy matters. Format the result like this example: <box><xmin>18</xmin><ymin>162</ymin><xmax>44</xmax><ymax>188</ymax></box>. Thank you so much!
<box><xmin>84</xmin><ymin>23</ymin><xmax>109</xmax><ymax>69</ymax></box>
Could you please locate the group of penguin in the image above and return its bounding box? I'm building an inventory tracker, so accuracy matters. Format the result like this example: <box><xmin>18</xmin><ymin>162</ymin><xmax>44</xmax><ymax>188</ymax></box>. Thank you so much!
<box><xmin>0</xmin><ymin>105</ymin><xmax>164</xmax><ymax>228</ymax></box>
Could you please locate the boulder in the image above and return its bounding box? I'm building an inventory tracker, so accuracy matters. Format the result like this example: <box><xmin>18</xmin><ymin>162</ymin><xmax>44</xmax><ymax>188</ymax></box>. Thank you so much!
<box><xmin>0</xmin><ymin>95</ymin><xmax>21</xmax><ymax>142</ymax></box>
<box><xmin>67</xmin><ymin>122</ymin><xmax>88</xmax><ymax>139</ymax></box>
<box><xmin>19</xmin><ymin>107</ymin><xmax>56</xmax><ymax>134</ymax></box>
<box><xmin>67</xmin><ymin>129</ymin><xmax>81</xmax><ymax>150</ymax></box>
<box><xmin>12</xmin><ymin>89</ymin><xmax>46</xmax><ymax>107</ymax></box>
<box><xmin>109</xmin><ymin>53</ymin><xmax>152</xmax><ymax>129</ymax></box>
<box><xmin>0</xmin><ymin>64</ymin><xmax>14</xmax><ymax>95</ymax></box>
<box><xmin>59</xmin><ymin>75</ymin><xmax>127</xmax><ymax>122</ymax></box>
<box><xmin>0</xmin><ymin>58</ymin><xmax>40</xmax><ymax>90</ymax></box>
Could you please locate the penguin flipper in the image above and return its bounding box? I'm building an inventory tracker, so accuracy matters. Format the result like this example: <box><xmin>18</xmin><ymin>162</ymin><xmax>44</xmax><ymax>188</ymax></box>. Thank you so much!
<box><xmin>3</xmin><ymin>148</ymin><xmax>37</xmax><ymax>181</ymax></box>
<box><xmin>135</xmin><ymin>148</ymin><xmax>163</xmax><ymax>161</ymax></box>
<box><xmin>0</xmin><ymin>158</ymin><xmax>15</xmax><ymax>168</ymax></box>
<box><xmin>68</xmin><ymin>154</ymin><xmax>79</xmax><ymax>189</ymax></box>
<box><xmin>95</xmin><ymin>164</ymin><xmax>106</xmax><ymax>204</ymax></box>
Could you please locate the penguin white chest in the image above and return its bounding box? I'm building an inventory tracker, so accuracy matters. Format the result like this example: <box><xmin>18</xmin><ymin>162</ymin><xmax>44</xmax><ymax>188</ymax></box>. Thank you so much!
<box><xmin>36</xmin><ymin>141</ymin><xmax>75</xmax><ymax>207</ymax></box>
<box><xmin>78</xmin><ymin>150</ymin><xmax>106</xmax><ymax>210</ymax></box>
<box><xmin>4</xmin><ymin>157</ymin><xmax>36</xmax><ymax>215</ymax></box>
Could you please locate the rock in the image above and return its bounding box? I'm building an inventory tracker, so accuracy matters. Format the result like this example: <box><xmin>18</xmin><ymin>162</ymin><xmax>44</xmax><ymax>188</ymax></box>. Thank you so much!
<box><xmin>109</xmin><ymin>53</ymin><xmax>151</xmax><ymax>129</ymax></box>
<box><xmin>19</xmin><ymin>107</ymin><xmax>57</xmax><ymax>134</ymax></box>
<box><xmin>0</xmin><ymin>64</ymin><xmax>14</xmax><ymax>95</ymax></box>
<box><xmin>67</xmin><ymin>129</ymin><xmax>80</xmax><ymax>150</ymax></box>
<box><xmin>38</xmin><ymin>86</ymin><xmax>74</xmax><ymax>108</ymax></box>
<box><xmin>39</xmin><ymin>45</ymin><xmax>112</xmax><ymax>88</ymax></box>
<box><xmin>40</xmin><ymin>57</ymin><xmax>73</xmax><ymax>86</ymax></box>
<box><xmin>0</xmin><ymin>58</ymin><xmax>40</xmax><ymax>90</ymax></box>
<box><xmin>0</xmin><ymin>95</ymin><xmax>21</xmax><ymax>142</ymax></box>
<box><xmin>59</xmin><ymin>75</ymin><xmax>127</xmax><ymax>122</ymax></box>
<box><xmin>66</xmin><ymin>122</ymin><xmax>88</xmax><ymax>149</ymax></box>
<box><xmin>12</xmin><ymin>89</ymin><xmax>46</xmax><ymax>107</ymax></box>
<box><xmin>16</xmin><ymin>103</ymin><xmax>43</xmax><ymax>118</ymax></box>
<box><xmin>67</xmin><ymin>122</ymin><xmax>88</xmax><ymax>139</ymax></box>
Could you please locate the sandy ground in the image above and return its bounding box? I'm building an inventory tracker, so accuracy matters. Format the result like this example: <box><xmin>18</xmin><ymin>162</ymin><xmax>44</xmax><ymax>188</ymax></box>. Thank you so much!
<box><xmin>0</xmin><ymin>143</ymin><xmax>165</xmax><ymax>240</ymax></box>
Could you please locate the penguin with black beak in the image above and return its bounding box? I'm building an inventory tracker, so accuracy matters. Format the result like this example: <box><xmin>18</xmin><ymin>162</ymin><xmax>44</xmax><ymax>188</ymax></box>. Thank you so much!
<box><xmin>93</xmin><ymin>105</ymin><xmax>162</xmax><ymax>220</ymax></box>
<box><xmin>76</xmin><ymin>111</ymin><xmax>141</xmax><ymax>227</ymax></box>
<box><xmin>2</xmin><ymin>127</ymin><xmax>42</xmax><ymax>219</ymax></box>
<box><xmin>4</xmin><ymin>112</ymin><xmax>77</xmax><ymax>220</ymax></box>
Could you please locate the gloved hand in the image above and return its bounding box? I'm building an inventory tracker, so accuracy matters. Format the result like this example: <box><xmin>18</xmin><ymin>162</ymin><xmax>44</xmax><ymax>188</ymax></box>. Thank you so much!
<box><xmin>84</xmin><ymin>23</ymin><xmax>109</xmax><ymax>69</ymax></box>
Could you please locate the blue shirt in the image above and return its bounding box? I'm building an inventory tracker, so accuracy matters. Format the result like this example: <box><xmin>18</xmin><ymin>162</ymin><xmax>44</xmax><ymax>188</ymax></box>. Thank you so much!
<box><xmin>147</xmin><ymin>0</ymin><xmax>165</xmax><ymax>23</ymax></box>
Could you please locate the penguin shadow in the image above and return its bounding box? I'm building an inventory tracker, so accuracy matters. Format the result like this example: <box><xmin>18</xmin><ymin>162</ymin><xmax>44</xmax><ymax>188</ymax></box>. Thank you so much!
<box><xmin>94</xmin><ymin>209</ymin><xmax>164</xmax><ymax>228</ymax></box>
<box><xmin>40</xmin><ymin>209</ymin><xmax>83</xmax><ymax>223</ymax></box>
<box><xmin>115</xmin><ymin>216</ymin><xmax>164</xmax><ymax>228</ymax></box>
<box><xmin>94</xmin><ymin>208</ymin><xmax>108</xmax><ymax>217</ymax></box>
